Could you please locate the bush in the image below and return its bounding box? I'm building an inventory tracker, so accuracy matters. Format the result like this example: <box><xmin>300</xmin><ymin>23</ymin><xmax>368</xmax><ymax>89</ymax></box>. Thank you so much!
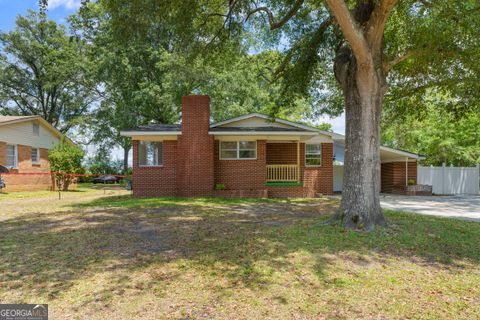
<box><xmin>408</xmin><ymin>179</ymin><xmax>416</xmax><ymax>186</ymax></box>
<box><xmin>215</xmin><ymin>183</ymin><xmax>226</xmax><ymax>190</ymax></box>
<box><xmin>49</xmin><ymin>140</ymin><xmax>84</xmax><ymax>191</ymax></box>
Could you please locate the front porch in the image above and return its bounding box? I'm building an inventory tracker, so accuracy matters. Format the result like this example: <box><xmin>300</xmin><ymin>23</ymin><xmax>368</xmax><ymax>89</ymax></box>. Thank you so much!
<box><xmin>266</xmin><ymin>142</ymin><xmax>303</xmax><ymax>183</ymax></box>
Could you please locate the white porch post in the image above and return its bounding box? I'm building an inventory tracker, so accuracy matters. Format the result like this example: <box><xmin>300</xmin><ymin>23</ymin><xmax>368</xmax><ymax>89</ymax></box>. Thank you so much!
<box><xmin>297</xmin><ymin>141</ymin><xmax>300</xmax><ymax>182</ymax></box>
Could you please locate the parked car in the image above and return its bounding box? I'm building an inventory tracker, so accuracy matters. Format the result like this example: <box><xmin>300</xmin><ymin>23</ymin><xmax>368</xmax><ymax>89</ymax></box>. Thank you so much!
<box><xmin>92</xmin><ymin>175</ymin><xmax>122</xmax><ymax>184</ymax></box>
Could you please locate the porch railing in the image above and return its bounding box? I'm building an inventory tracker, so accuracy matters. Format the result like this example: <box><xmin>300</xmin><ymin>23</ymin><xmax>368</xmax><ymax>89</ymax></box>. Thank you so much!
<box><xmin>266</xmin><ymin>164</ymin><xmax>299</xmax><ymax>182</ymax></box>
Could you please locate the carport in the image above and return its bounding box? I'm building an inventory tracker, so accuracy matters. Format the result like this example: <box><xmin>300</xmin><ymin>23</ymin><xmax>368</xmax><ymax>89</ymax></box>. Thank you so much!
<box><xmin>332</xmin><ymin>141</ymin><xmax>425</xmax><ymax>194</ymax></box>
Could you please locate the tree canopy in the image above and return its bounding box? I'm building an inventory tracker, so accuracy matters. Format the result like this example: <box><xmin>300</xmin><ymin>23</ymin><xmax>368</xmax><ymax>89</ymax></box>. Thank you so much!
<box><xmin>0</xmin><ymin>11</ymin><xmax>97</xmax><ymax>133</ymax></box>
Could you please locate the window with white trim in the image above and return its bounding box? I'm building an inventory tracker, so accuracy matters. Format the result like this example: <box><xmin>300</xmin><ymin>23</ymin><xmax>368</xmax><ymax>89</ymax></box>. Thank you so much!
<box><xmin>33</xmin><ymin>123</ymin><xmax>40</xmax><ymax>136</ymax></box>
<box><xmin>138</xmin><ymin>141</ymin><xmax>163</xmax><ymax>166</ymax></box>
<box><xmin>31</xmin><ymin>148</ymin><xmax>40</xmax><ymax>164</ymax></box>
<box><xmin>6</xmin><ymin>145</ymin><xmax>17</xmax><ymax>168</ymax></box>
<box><xmin>305</xmin><ymin>144</ymin><xmax>322</xmax><ymax>166</ymax></box>
<box><xmin>220</xmin><ymin>141</ymin><xmax>256</xmax><ymax>159</ymax></box>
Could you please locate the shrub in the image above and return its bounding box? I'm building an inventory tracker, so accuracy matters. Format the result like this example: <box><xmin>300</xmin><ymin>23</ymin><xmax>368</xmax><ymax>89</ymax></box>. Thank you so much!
<box><xmin>408</xmin><ymin>179</ymin><xmax>416</xmax><ymax>186</ymax></box>
<box><xmin>215</xmin><ymin>183</ymin><xmax>226</xmax><ymax>190</ymax></box>
<box><xmin>49</xmin><ymin>140</ymin><xmax>84</xmax><ymax>191</ymax></box>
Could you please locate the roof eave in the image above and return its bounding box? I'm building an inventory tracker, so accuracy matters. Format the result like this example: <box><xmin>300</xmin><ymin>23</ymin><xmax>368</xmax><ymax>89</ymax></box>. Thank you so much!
<box><xmin>120</xmin><ymin>131</ymin><xmax>182</xmax><ymax>136</ymax></box>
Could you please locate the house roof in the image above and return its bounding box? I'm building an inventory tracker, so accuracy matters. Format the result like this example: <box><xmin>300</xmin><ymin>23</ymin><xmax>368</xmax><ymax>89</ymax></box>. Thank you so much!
<box><xmin>0</xmin><ymin>115</ymin><xmax>73</xmax><ymax>145</ymax></box>
<box><xmin>120</xmin><ymin>112</ymin><xmax>424</xmax><ymax>160</ymax></box>
<box><xmin>122</xmin><ymin>124</ymin><xmax>182</xmax><ymax>132</ymax></box>
<box><xmin>210</xmin><ymin>113</ymin><xmax>344</xmax><ymax>139</ymax></box>
<box><xmin>0</xmin><ymin>115</ymin><xmax>39</xmax><ymax>124</ymax></box>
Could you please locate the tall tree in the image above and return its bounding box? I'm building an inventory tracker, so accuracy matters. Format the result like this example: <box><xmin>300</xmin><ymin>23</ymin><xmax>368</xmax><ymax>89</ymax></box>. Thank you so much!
<box><xmin>73</xmin><ymin>1</ymin><xmax>313</xmax><ymax>170</ymax></box>
<box><xmin>100</xmin><ymin>0</ymin><xmax>479</xmax><ymax>230</ymax></box>
<box><xmin>0</xmin><ymin>11</ymin><xmax>97</xmax><ymax>133</ymax></box>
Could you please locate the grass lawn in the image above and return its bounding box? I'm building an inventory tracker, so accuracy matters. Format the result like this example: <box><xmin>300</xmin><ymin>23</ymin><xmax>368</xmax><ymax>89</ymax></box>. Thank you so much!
<box><xmin>1</xmin><ymin>185</ymin><xmax>479</xmax><ymax>319</ymax></box>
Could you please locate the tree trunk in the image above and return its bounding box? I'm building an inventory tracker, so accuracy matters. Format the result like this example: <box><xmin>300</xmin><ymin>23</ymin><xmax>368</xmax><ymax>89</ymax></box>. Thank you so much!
<box><xmin>123</xmin><ymin>147</ymin><xmax>130</xmax><ymax>174</ymax></box>
<box><xmin>333</xmin><ymin>46</ymin><xmax>387</xmax><ymax>231</ymax></box>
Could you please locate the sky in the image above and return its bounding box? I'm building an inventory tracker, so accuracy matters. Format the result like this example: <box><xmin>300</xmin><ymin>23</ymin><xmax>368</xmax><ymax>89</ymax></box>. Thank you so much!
<box><xmin>0</xmin><ymin>0</ymin><xmax>345</xmax><ymax>162</ymax></box>
<box><xmin>0</xmin><ymin>0</ymin><xmax>81</xmax><ymax>31</ymax></box>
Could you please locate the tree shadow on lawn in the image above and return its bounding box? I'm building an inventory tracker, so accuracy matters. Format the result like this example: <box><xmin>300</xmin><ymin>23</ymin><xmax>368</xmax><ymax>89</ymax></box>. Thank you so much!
<box><xmin>1</xmin><ymin>194</ymin><xmax>479</xmax><ymax>305</ymax></box>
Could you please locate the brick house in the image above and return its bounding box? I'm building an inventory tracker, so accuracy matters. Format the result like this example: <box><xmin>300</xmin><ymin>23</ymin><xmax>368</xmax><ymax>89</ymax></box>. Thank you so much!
<box><xmin>0</xmin><ymin>116</ymin><xmax>67</xmax><ymax>192</ymax></box>
<box><xmin>121</xmin><ymin>95</ymin><xmax>424</xmax><ymax>198</ymax></box>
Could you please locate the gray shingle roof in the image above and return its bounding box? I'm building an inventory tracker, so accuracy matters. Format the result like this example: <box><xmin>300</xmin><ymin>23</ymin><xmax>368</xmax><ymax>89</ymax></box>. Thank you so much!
<box><xmin>123</xmin><ymin>124</ymin><xmax>315</xmax><ymax>133</ymax></box>
<box><xmin>209</xmin><ymin>126</ymin><xmax>313</xmax><ymax>132</ymax></box>
<box><xmin>122</xmin><ymin>124</ymin><xmax>182</xmax><ymax>132</ymax></box>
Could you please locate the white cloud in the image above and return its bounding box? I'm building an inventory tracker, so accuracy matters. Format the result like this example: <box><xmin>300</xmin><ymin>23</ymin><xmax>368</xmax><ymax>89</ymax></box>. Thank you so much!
<box><xmin>47</xmin><ymin>0</ymin><xmax>82</xmax><ymax>10</ymax></box>
<box><xmin>315</xmin><ymin>113</ymin><xmax>346</xmax><ymax>135</ymax></box>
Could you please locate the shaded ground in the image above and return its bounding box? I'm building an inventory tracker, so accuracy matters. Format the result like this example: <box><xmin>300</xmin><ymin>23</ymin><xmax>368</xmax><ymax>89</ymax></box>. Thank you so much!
<box><xmin>381</xmin><ymin>194</ymin><xmax>480</xmax><ymax>221</ymax></box>
<box><xmin>1</xmin><ymin>187</ymin><xmax>480</xmax><ymax>319</ymax></box>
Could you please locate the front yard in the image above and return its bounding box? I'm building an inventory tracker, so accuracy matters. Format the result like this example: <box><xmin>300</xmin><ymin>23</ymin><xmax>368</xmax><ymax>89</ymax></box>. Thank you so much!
<box><xmin>1</xmin><ymin>185</ymin><xmax>479</xmax><ymax>319</ymax></box>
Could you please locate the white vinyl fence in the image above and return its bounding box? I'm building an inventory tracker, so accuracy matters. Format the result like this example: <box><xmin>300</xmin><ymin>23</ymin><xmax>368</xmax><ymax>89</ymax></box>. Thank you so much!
<box><xmin>417</xmin><ymin>165</ymin><xmax>480</xmax><ymax>195</ymax></box>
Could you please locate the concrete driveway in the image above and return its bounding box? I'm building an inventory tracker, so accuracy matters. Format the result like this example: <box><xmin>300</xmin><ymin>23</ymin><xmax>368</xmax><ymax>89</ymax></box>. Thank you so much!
<box><xmin>380</xmin><ymin>195</ymin><xmax>480</xmax><ymax>221</ymax></box>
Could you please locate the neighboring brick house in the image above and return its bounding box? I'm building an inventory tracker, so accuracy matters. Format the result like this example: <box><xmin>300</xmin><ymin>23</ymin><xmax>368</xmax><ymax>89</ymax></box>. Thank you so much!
<box><xmin>121</xmin><ymin>95</ymin><xmax>425</xmax><ymax>198</ymax></box>
<box><xmin>0</xmin><ymin>116</ymin><xmax>67</xmax><ymax>192</ymax></box>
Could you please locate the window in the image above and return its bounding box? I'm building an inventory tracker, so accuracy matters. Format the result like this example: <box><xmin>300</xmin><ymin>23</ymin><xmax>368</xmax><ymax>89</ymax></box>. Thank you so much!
<box><xmin>220</xmin><ymin>141</ymin><xmax>256</xmax><ymax>159</ymax></box>
<box><xmin>31</xmin><ymin>148</ymin><xmax>40</xmax><ymax>164</ymax></box>
<box><xmin>6</xmin><ymin>145</ymin><xmax>17</xmax><ymax>168</ymax></box>
<box><xmin>138</xmin><ymin>141</ymin><xmax>163</xmax><ymax>166</ymax></box>
<box><xmin>305</xmin><ymin>144</ymin><xmax>322</xmax><ymax>166</ymax></box>
<box><xmin>33</xmin><ymin>123</ymin><xmax>40</xmax><ymax>136</ymax></box>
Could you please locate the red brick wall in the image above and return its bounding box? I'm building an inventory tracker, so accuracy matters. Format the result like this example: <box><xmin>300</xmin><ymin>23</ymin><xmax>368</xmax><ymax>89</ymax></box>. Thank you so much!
<box><xmin>381</xmin><ymin>161</ymin><xmax>417</xmax><ymax>193</ymax></box>
<box><xmin>132</xmin><ymin>140</ymin><xmax>177</xmax><ymax>197</ymax></box>
<box><xmin>266</xmin><ymin>143</ymin><xmax>299</xmax><ymax>165</ymax></box>
<box><xmin>1</xmin><ymin>143</ymin><xmax>53</xmax><ymax>192</ymax></box>
<box><xmin>0</xmin><ymin>141</ymin><xmax>6</xmax><ymax>166</ymax></box>
<box><xmin>214</xmin><ymin>140</ymin><xmax>267</xmax><ymax>190</ymax></box>
<box><xmin>303</xmin><ymin>143</ymin><xmax>333</xmax><ymax>196</ymax></box>
<box><xmin>267</xmin><ymin>186</ymin><xmax>304</xmax><ymax>198</ymax></box>
<box><xmin>176</xmin><ymin>95</ymin><xmax>215</xmax><ymax>196</ymax></box>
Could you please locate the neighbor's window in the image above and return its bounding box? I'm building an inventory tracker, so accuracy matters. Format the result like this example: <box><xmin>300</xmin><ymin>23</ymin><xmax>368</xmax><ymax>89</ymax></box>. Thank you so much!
<box><xmin>6</xmin><ymin>145</ymin><xmax>17</xmax><ymax>168</ymax></box>
<box><xmin>138</xmin><ymin>141</ymin><xmax>163</xmax><ymax>166</ymax></box>
<box><xmin>220</xmin><ymin>141</ymin><xmax>256</xmax><ymax>159</ymax></box>
<box><xmin>305</xmin><ymin>144</ymin><xmax>322</xmax><ymax>166</ymax></box>
<box><xmin>31</xmin><ymin>148</ymin><xmax>40</xmax><ymax>164</ymax></box>
<box><xmin>33</xmin><ymin>123</ymin><xmax>40</xmax><ymax>136</ymax></box>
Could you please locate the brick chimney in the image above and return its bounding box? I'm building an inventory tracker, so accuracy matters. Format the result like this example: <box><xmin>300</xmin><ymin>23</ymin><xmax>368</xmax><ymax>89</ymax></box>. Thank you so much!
<box><xmin>176</xmin><ymin>95</ymin><xmax>214</xmax><ymax>196</ymax></box>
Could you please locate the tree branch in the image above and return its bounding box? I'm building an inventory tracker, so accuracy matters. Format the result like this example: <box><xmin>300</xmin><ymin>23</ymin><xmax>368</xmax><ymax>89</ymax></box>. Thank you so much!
<box><xmin>246</xmin><ymin>0</ymin><xmax>304</xmax><ymax>30</ymax></box>
<box><xmin>366</xmin><ymin>0</ymin><xmax>398</xmax><ymax>54</ymax></box>
<box><xmin>325</xmin><ymin>0</ymin><xmax>371</xmax><ymax>65</ymax></box>
<box><xmin>383</xmin><ymin>50</ymin><xmax>414</xmax><ymax>72</ymax></box>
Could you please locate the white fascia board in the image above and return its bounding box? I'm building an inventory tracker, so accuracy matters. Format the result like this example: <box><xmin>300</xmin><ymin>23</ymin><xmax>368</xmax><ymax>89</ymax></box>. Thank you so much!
<box><xmin>209</xmin><ymin>131</ymin><xmax>318</xmax><ymax>136</ymax></box>
<box><xmin>120</xmin><ymin>131</ymin><xmax>181</xmax><ymax>136</ymax></box>
<box><xmin>380</xmin><ymin>145</ymin><xmax>425</xmax><ymax>160</ymax></box>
